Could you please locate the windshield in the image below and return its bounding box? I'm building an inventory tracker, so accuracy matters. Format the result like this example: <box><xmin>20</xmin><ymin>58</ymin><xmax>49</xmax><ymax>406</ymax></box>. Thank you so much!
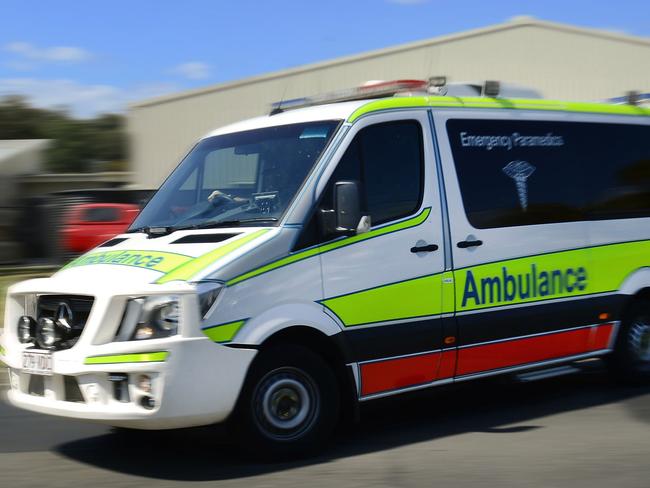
<box><xmin>130</xmin><ymin>121</ymin><xmax>340</xmax><ymax>232</ymax></box>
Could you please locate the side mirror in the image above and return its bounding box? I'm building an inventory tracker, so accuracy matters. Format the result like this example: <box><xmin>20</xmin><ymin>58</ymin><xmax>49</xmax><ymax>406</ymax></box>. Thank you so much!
<box><xmin>334</xmin><ymin>181</ymin><xmax>370</xmax><ymax>234</ymax></box>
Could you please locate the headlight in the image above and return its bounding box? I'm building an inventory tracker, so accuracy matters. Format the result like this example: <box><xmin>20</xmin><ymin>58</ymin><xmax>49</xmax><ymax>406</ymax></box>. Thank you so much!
<box><xmin>154</xmin><ymin>300</ymin><xmax>180</xmax><ymax>331</ymax></box>
<box><xmin>17</xmin><ymin>316</ymin><xmax>36</xmax><ymax>344</ymax></box>
<box><xmin>115</xmin><ymin>295</ymin><xmax>180</xmax><ymax>342</ymax></box>
<box><xmin>36</xmin><ymin>317</ymin><xmax>58</xmax><ymax>349</ymax></box>
<box><xmin>195</xmin><ymin>282</ymin><xmax>223</xmax><ymax>319</ymax></box>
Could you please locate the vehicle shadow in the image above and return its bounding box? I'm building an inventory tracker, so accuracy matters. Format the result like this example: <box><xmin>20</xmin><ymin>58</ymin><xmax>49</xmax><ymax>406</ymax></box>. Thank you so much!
<box><xmin>55</xmin><ymin>365</ymin><xmax>650</xmax><ymax>482</ymax></box>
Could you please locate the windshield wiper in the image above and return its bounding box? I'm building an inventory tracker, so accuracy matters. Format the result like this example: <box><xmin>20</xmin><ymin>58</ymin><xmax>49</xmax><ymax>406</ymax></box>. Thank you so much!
<box><xmin>126</xmin><ymin>226</ymin><xmax>155</xmax><ymax>235</ymax></box>
<box><xmin>128</xmin><ymin>218</ymin><xmax>278</xmax><ymax>237</ymax></box>
<box><xmin>172</xmin><ymin>217</ymin><xmax>279</xmax><ymax>232</ymax></box>
<box><xmin>127</xmin><ymin>226</ymin><xmax>176</xmax><ymax>237</ymax></box>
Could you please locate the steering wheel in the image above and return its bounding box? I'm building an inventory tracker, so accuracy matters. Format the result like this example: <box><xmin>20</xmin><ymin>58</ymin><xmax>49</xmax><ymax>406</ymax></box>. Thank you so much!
<box><xmin>208</xmin><ymin>190</ymin><xmax>237</xmax><ymax>206</ymax></box>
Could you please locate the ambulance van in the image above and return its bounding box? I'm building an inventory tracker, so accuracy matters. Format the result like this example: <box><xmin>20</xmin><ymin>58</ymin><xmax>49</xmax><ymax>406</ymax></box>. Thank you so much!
<box><xmin>3</xmin><ymin>79</ymin><xmax>650</xmax><ymax>456</ymax></box>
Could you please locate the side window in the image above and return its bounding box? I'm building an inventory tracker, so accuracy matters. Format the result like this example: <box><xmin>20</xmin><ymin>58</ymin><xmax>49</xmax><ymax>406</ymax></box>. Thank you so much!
<box><xmin>585</xmin><ymin>124</ymin><xmax>650</xmax><ymax>219</ymax></box>
<box><xmin>323</xmin><ymin>120</ymin><xmax>423</xmax><ymax>224</ymax></box>
<box><xmin>296</xmin><ymin>120</ymin><xmax>423</xmax><ymax>249</ymax></box>
<box><xmin>447</xmin><ymin>119</ymin><xmax>591</xmax><ymax>228</ymax></box>
<box><xmin>82</xmin><ymin>207</ymin><xmax>120</xmax><ymax>223</ymax></box>
<box><xmin>361</xmin><ymin>122</ymin><xmax>424</xmax><ymax>223</ymax></box>
<box><xmin>447</xmin><ymin>119</ymin><xmax>650</xmax><ymax>229</ymax></box>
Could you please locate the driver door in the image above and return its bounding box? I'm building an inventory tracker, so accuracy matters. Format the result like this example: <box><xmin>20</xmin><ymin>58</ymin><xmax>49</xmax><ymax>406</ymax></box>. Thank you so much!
<box><xmin>316</xmin><ymin>111</ymin><xmax>453</xmax><ymax>398</ymax></box>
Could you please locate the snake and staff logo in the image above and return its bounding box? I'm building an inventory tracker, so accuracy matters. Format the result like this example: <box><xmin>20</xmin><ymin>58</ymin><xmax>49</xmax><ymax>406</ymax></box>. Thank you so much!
<box><xmin>503</xmin><ymin>160</ymin><xmax>536</xmax><ymax>211</ymax></box>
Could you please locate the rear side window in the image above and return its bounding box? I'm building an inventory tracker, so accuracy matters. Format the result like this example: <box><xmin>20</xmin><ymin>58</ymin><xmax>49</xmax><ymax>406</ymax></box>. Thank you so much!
<box><xmin>323</xmin><ymin>120</ymin><xmax>424</xmax><ymax>225</ymax></box>
<box><xmin>446</xmin><ymin>119</ymin><xmax>650</xmax><ymax>228</ymax></box>
<box><xmin>82</xmin><ymin>207</ymin><xmax>120</xmax><ymax>222</ymax></box>
<box><xmin>586</xmin><ymin>124</ymin><xmax>650</xmax><ymax>219</ymax></box>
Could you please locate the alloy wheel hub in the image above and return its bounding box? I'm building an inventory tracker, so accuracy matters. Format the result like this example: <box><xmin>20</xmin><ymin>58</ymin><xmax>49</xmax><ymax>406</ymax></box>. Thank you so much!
<box><xmin>260</xmin><ymin>375</ymin><xmax>312</xmax><ymax>431</ymax></box>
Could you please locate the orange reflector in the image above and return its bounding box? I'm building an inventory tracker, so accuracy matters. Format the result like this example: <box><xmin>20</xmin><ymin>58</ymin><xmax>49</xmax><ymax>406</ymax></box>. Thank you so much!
<box><xmin>599</xmin><ymin>312</ymin><xmax>611</xmax><ymax>321</ymax></box>
<box><xmin>444</xmin><ymin>336</ymin><xmax>456</xmax><ymax>345</ymax></box>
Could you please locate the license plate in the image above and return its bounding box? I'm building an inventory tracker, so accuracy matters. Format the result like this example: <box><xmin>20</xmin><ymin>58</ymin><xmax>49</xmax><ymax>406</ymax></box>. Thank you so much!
<box><xmin>22</xmin><ymin>351</ymin><xmax>53</xmax><ymax>376</ymax></box>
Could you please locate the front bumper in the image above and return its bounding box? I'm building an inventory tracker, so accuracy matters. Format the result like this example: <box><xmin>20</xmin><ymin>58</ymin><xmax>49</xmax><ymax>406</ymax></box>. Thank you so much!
<box><xmin>3</xmin><ymin>337</ymin><xmax>257</xmax><ymax>429</ymax></box>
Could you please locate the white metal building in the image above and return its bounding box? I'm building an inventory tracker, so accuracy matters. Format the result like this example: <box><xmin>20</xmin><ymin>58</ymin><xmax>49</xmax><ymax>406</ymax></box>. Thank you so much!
<box><xmin>129</xmin><ymin>16</ymin><xmax>650</xmax><ymax>189</ymax></box>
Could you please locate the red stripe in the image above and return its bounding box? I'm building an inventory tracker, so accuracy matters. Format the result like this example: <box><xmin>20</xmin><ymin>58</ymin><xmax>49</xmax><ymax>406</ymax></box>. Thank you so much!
<box><xmin>438</xmin><ymin>349</ymin><xmax>457</xmax><ymax>379</ymax></box>
<box><xmin>590</xmin><ymin>323</ymin><xmax>614</xmax><ymax>351</ymax></box>
<box><xmin>359</xmin><ymin>324</ymin><xmax>614</xmax><ymax>396</ymax></box>
<box><xmin>360</xmin><ymin>352</ymin><xmax>440</xmax><ymax>396</ymax></box>
<box><xmin>456</xmin><ymin>325</ymin><xmax>612</xmax><ymax>377</ymax></box>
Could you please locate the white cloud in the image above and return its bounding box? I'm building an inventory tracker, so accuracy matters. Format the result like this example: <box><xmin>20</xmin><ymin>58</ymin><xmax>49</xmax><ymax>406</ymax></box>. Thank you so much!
<box><xmin>4</xmin><ymin>41</ymin><xmax>91</xmax><ymax>63</ymax></box>
<box><xmin>0</xmin><ymin>78</ymin><xmax>178</xmax><ymax>117</ymax></box>
<box><xmin>171</xmin><ymin>61</ymin><xmax>211</xmax><ymax>80</ymax></box>
<box><xmin>3</xmin><ymin>59</ymin><xmax>36</xmax><ymax>71</ymax></box>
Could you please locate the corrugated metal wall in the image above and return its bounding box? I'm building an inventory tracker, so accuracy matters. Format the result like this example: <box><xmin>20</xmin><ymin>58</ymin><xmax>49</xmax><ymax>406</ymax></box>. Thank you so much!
<box><xmin>129</xmin><ymin>20</ymin><xmax>650</xmax><ymax>189</ymax></box>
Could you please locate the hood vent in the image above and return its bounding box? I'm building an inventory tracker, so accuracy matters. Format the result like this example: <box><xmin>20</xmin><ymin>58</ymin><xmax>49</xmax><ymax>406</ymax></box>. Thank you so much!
<box><xmin>98</xmin><ymin>237</ymin><xmax>129</xmax><ymax>247</ymax></box>
<box><xmin>171</xmin><ymin>233</ymin><xmax>241</xmax><ymax>244</ymax></box>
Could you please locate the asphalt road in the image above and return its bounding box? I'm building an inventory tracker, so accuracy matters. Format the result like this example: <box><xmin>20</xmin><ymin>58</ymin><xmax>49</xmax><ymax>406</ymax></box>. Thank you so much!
<box><xmin>2</xmin><ymin>363</ymin><xmax>650</xmax><ymax>488</ymax></box>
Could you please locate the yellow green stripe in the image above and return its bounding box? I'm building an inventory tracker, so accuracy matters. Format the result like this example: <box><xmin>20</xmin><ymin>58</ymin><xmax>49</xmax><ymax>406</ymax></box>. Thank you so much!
<box><xmin>455</xmin><ymin>240</ymin><xmax>650</xmax><ymax>312</ymax></box>
<box><xmin>156</xmin><ymin>230</ymin><xmax>270</xmax><ymax>284</ymax></box>
<box><xmin>202</xmin><ymin>320</ymin><xmax>246</xmax><ymax>343</ymax></box>
<box><xmin>441</xmin><ymin>270</ymin><xmax>456</xmax><ymax>312</ymax></box>
<box><xmin>63</xmin><ymin>250</ymin><xmax>192</xmax><ymax>274</ymax></box>
<box><xmin>227</xmin><ymin>208</ymin><xmax>431</xmax><ymax>286</ymax></box>
<box><xmin>321</xmin><ymin>239</ymin><xmax>650</xmax><ymax>326</ymax></box>
<box><xmin>84</xmin><ymin>351</ymin><xmax>169</xmax><ymax>365</ymax></box>
<box><xmin>321</xmin><ymin>273</ymin><xmax>451</xmax><ymax>327</ymax></box>
<box><xmin>348</xmin><ymin>96</ymin><xmax>650</xmax><ymax>123</ymax></box>
<box><xmin>0</xmin><ymin>344</ymin><xmax>5</xmax><ymax>356</ymax></box>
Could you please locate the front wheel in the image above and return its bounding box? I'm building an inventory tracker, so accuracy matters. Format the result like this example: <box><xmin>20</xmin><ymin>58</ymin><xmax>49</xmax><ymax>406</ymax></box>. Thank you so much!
<box><xmin>233</xmin><ymin>344</ymin><xmax>340</xmax><ymax>459</ymax></box>
<box><xmin>608</xmin><ymin>301</ymin><xmax>650</xmax><ymax>383</ymax></box>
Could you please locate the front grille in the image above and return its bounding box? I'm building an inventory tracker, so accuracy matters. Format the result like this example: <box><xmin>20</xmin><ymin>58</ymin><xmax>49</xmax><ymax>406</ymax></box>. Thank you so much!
<box><xmin>36</xmin><ymin>295</ymin><xmax>94</xmax><ymax>350</ymax></box>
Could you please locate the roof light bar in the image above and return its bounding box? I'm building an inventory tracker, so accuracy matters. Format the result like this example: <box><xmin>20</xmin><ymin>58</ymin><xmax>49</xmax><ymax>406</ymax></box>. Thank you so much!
<box><xmin>270</xmin><ymin>79</ymin><xmax>429</xmax><ymax>114</ymax></box>
<box><xmin>269</xmin><ymin>77</ymin><xmax>538</xmax><ymax>114</ymax></box>
<box><xmin>429</xmin><ymin>76</ymin><xmax>447</xmax><ymax>88</ymax></box>
<box><xmin>626</xmin><ymin>91</ymin><xmax>640</xmax><ymax>106</ymax></box>
<box><xmin>606</xmin><ymin>92</ymin><xmax>650</xmax><ymax>106</ymax></box>
<box><xmin>482</xmin><ymin>80</ymin><xmax>501</xmax><ymax>98</ymax></box>
<box><xmin>427</xmin><ymin>76</ymin><xmax>448</xmax><ymax>95</ymax></box>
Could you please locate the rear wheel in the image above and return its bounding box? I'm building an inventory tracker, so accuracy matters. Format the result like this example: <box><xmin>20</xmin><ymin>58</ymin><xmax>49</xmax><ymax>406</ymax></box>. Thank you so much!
<box><xmin>234</xmin><ymin>344</ymin><xmax>340</xmax><ymax>459</ymax></box>
<box><xmin>608</xmin><ymin>301</ymin><xmax>650</xmax><ymax>383</ymax></box>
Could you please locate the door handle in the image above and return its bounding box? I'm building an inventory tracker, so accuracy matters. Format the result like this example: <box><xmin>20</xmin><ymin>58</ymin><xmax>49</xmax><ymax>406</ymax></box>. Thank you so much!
<box><xmin>457</xmin><ymin>239</ymin><xmax>483</xmax><ymax>249</ymax></box>
<box><xmin>410</xmin><ymin>244</ymin><xmax>439</xmax><ymax>253</ymax></box>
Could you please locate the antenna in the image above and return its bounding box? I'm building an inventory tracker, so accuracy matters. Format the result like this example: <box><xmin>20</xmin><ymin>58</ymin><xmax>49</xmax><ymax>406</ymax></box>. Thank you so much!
<box><xmin>271</xmin><ymin>80</ymin><xmax>291</xmax><ymax>115</ymax></box>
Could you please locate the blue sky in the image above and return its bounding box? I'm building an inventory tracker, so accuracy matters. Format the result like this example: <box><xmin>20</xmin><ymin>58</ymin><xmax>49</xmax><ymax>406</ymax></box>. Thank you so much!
<box><xmin>1</xmin><ymin>0</ymin><xmax>648</xmax><ymax>117</ymax></box>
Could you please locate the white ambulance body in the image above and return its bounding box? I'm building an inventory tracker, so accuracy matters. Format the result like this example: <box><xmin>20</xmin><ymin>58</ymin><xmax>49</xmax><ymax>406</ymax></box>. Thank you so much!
<box><xmin>3</xmin><ymin>80</ymin><xmax>650</xmax><ymax>456</ymax></box>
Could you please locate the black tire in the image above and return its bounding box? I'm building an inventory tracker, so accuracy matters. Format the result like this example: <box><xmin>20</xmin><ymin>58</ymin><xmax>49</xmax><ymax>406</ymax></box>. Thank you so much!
<box><xmin>608</xmin><ymin>300</ymin><xmax>650</xmax><ymax>383</ymax></box>
<box><xmin>233</xmin><ymin>344</ymin><xmax>340</xmax><ymax>460</ymax></box>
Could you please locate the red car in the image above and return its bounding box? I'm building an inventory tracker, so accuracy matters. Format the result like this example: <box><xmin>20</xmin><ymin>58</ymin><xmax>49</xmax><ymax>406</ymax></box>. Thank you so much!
<box><xmin>61</xmin><ymin>203</ymin><xmax>140</xmax><ymax>254</ymax></box>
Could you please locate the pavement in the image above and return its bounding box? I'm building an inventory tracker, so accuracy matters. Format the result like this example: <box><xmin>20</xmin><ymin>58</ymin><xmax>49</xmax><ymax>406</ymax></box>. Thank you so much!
<box><xmin>1</xmin><ymin>364</ymin><xmax>650</xmax><ymax>488</ymax></box>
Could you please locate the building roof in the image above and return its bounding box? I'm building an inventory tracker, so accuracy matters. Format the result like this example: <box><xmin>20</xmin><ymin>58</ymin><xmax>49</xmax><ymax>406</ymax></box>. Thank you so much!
<box><xmin>131</xmin><ymin>17</ymin><xmax>650</xmax><ymax>110</ymax></box>
<box><xmin>0</xmin><ymin>139</ymin><xmax>50</xmax><ymax>162</ymax></box>
<box><xmin>0</xmin><ymin>139</ymin><xmax>50</xmax><ymax>177</ymax></box>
